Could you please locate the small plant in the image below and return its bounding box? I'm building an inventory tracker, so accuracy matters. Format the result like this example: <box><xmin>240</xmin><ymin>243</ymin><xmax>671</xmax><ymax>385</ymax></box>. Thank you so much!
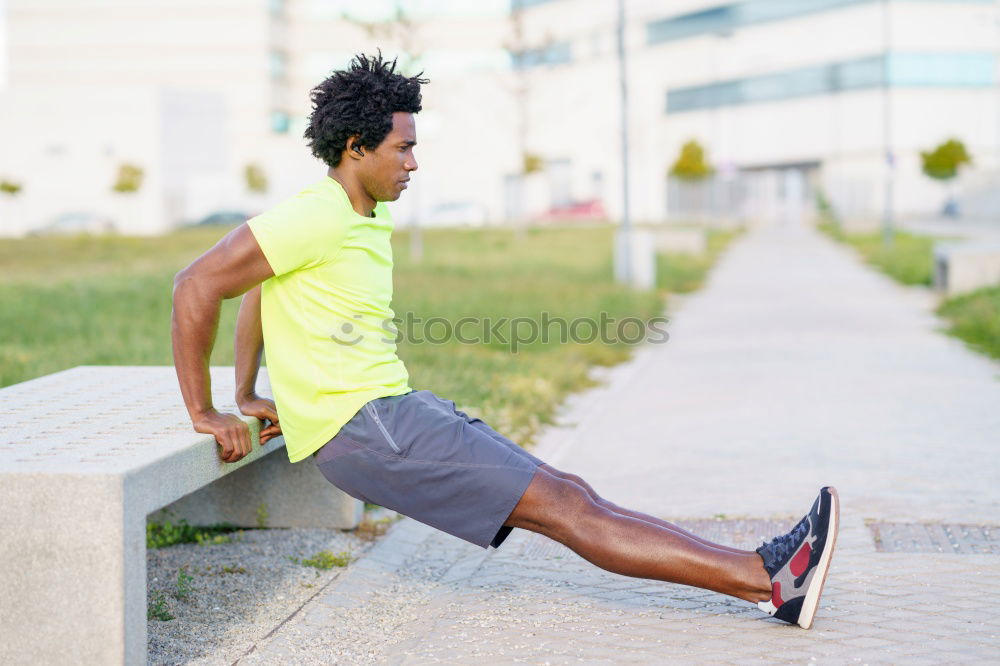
<box><xmin>146</xmin><ymin>516</ymin><xmax>241</xmax><ymax>549</ymax></box>
<box><xmin>245</xmin><ymin>163</ymin><xmax>268</xmax><ymax>194</ymax></box>
<box><xmin>256</xmin><ymin>502</ymin><xmax>269</xmax><ymax>529</ymax></box>
<box><xmin>290</xmin><ymin>549</ymin><xmax>354</xmax><ymax>570</ymax></box>
<box><xmin>175</xmin><ymin>566</ymin><xmax>194</xmax><ymax>600</ymax></box>
<box><xmin>0</xmin><ymin>179</ymin><xmax>22</xmax><ymax>196</ymax></box>
<box><xmin>196</xmin><ymin>532</ymin><xmax>231</xmax><ymax>546</ymax></box>
<box><xmin>221</xmin><ymin>564</ymin><xmax>247</xmax><ymax>574</ymax></box>
<box><xmin>356</xmin><ymin>515</ymin><xmax>396</xmax><ymax>540</ymax></box>
<box><xmin>147</xmin><ymin>590</ymin><xmax>174</xmax><ymax>621</ymax></box>
<box><xmin>112</xmin><ymin>163</ymin><xmax>144</xmax><ymax>193</ymax></box>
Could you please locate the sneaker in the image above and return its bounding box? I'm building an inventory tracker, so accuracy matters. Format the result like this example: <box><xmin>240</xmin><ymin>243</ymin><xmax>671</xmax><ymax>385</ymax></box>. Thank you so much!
<box><xmin>756</xmin><ymin>486</ymin><xmax>839</xmax><ymax>629</ymax></box>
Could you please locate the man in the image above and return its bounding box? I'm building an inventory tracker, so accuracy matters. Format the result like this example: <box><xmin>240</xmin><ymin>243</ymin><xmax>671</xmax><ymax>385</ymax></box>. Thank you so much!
<box><xmin>172</xmin><ymin>53</ymin><xmax>838</xmax><ymax>629</ymax></box>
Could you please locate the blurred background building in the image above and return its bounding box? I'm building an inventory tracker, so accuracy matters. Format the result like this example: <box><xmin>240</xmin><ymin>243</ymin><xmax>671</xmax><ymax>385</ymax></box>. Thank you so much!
<box><xmin>517</xmin><ymin>0</ymin><xmax>1000</xmax><ymax>228</ymax></box>
<box><xmin>0</xmin><ymin>0</ymin><xmax>997</xmax><ymax>235</ymax></box>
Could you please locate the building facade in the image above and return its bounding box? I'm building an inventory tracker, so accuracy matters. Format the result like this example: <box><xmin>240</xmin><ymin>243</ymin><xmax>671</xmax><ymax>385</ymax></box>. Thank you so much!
<box><xmin>1</xmin><ymin>0</ymin><xmax>996</xmax><ymax>235</ymax></box>
<box><xmin>513</xmin><ymin>0</ymin><xmax>1000</xmax><ymax>226</ymax></box>
<box><xmin>0</xmin><ymin>0</ymin><xmax>517</xmax><ymax>235</ymax></box>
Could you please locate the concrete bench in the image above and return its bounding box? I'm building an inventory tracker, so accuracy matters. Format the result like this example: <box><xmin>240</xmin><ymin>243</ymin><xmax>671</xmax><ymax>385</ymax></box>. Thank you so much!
<box><xmin>0</xmin><ymin>366</ymin><xmax>362</xmax><ymax>665</ymax></box>
<box><xmin>651</xmin><ymin>226</ymin><xmax>707</xmax><ymax>255</ymax></box>
<box><xmin>933</xmin><ymin>242</ymin><xmax>1000</xmax><ymax>297</ymax></box>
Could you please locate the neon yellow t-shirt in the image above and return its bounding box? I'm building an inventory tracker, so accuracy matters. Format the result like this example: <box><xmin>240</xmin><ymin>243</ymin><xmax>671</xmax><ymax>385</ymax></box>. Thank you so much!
<box><xmin>247</xmin><ymin>177</ymin><xmax>411</xmax><ymax>462</ymax></box>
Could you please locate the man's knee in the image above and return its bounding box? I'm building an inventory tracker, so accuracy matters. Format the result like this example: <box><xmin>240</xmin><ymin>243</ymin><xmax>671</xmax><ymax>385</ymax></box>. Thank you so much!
<box><xmin>507</xmin><ymin>471</ymin><xmax>602</xmax><ymax>540</ymax></box>
<box><xmin>540</xmin><ymin>464</ymin><xmax>601</xmax><ymax>502</ymax></box>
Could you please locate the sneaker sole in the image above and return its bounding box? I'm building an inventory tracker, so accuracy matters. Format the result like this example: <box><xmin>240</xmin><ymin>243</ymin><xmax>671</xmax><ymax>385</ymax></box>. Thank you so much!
<box><xmin>797</xmin><ymin>486</ymin><xmax>839</xmax><ymax>629</ymax></box>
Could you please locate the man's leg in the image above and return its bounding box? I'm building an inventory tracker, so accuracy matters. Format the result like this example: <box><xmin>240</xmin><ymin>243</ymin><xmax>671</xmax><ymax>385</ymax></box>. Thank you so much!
<box><xmin>505</xmin><ymin>470</ymin><xmax>773</xmax><ymax>602</ymax></box>
<box><xmin>539</xmin><ymin>464</ymin><xmax>754</xmax><ymax>556</ymax></box>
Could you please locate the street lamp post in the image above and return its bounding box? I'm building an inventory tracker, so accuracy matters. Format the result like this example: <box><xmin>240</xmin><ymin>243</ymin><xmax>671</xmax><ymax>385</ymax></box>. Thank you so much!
<box><xmin>614</xmin><ymin>0</ymin><xmax>633</xmax><ymax>286</ymax></box>
<box><xmin>881</xmin><ymin>0</ymin><xmax>895</xmax><ymax>247</ymax></box>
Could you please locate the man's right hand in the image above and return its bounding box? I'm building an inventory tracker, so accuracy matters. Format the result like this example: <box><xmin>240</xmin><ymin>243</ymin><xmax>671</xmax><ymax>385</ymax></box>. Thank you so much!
<box><xmin>192</xmin><ymin>408</ymin><xmax>253</xmax><ymax>463</ymax></box>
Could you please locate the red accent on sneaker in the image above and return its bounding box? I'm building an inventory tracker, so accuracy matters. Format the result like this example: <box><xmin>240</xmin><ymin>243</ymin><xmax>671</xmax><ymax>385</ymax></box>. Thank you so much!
<box><xmin>772</xmin><ymin>582</ymin><xmax>785</xmax><ymax>608</ymax></box>
<box><xmin>790</xmin><ymin>542</ymin><xmax>812</xmax><ymax>577</ymax></box>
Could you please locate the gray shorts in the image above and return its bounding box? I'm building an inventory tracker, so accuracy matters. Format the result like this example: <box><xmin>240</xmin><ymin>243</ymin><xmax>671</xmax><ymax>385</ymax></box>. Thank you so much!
<box><xmin>313</xmin><ymin>390</ymin><xmax>544</xmax><ymax>549</ymax></box>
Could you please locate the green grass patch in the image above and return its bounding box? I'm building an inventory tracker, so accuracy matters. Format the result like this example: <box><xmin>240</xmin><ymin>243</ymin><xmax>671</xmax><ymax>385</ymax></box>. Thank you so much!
<box><xmin>656</xmin><ymin>229</ymin><xmax>741</xmax><ymax>293</ymax></box>
<box><xmin>818</xmin><ymin>222</ymin><xmax>936</xmax><ymax>286</ymax></box>
<box><xmin>937</xmin><ymin>286</ymin><xmax>1000</xmax><ymax>360</ymax></box>
<box><xmin>289</xmin><ymin>549</ymin><xmax>354</xmax><ymax>569</ymax></box>
<box><xmin>174</xmin><ymin>566</ymin><xmax>194</xmax><ymax>600</ymax></box>
<box><xmin>147</xmin><ymin>590</ymin><xmax>174</xmax><ymax>621</ymax></box>
<box><xmin>146</xmin><ymin>517</ymin><xmax>242</xmax><ymax>549</ymax></box>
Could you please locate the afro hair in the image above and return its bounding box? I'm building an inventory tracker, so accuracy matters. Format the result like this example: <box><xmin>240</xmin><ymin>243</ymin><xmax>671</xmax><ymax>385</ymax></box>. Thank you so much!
<box><xmin>304</xmin><ymin>53</ymin><xmax>428</xmax><ymax>167</ymax></box>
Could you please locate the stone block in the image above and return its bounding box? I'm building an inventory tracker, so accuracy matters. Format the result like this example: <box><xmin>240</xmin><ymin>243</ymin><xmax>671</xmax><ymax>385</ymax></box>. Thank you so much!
<box><xmin>150</xmin><ymin>442</ymin><xmax>362</xmax><ymax>529</ymax></box>
<box><xmin>0</xmin><ymin>365</ymin><xmax>362</xmax><ymax>665</ymax></box>
<box><xmin>934</xmin><ymin>242</ymin><xmax>1000</xmax><ymax>296</ymax></box>
<box><xmin>651</xmin><ymin>226</ymin><xmax>707</xmax><ymax>255</ymax></box>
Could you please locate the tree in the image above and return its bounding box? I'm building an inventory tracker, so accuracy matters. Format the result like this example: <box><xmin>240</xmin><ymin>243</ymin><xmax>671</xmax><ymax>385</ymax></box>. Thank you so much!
<box><xmin>920</xmin><ymin>138</ymin><xmax>972</xmax><ymax>217</ymax></box>
<box><xmin>669</xmin><ymin>140</ymin><xmax>714</xmax><ymax>182</ymax></box>
<box><xmin>522</xmin><ymin>152</ymin><xmax>544</xmax><ymax>175</ymax></box>
<box><xmin>0</xmin><ymin>179</ymin><xmax>22</xmax><ymax>196</ymax></box>
<box><xmin>112</xmin><ymin>164</ymin><xmax>144</xmax><ymax>193</ymax></box>
<box><xmin>245</xmin><ymin>164</ymin><xmax>268</xmax><ymax>194</ymax></box>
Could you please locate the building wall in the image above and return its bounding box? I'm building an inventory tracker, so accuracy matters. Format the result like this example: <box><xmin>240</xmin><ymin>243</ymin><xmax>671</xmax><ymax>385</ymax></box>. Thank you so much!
<box><xmin>516</xmin><ymin>0</ymin><xmax>1000</xmax><ymax>224</ymax></box>
<box><xmin>2</xmin><ymin>0</ymin><xmax>996</xmax><ymax>235</ymax></box>
<box><xmin>0</xmin><ymin>0</ymin><xmax>517</xmax><ymax>234</ymax></box>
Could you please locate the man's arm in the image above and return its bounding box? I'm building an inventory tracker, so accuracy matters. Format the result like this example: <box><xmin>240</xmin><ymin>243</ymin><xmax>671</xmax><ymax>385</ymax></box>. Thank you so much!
<box><xmin>171</xmin><ymin>224</ymin><xmax>275</xmax><ymax>463</ymax></box>
<box><xmin>234</xmin><ymin>284</ymin><xmax>282</xmax><ymax>445</ymax></box>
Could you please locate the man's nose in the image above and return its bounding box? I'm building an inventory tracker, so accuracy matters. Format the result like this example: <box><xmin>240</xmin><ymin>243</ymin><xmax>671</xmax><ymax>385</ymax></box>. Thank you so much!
<box><xmin>405</xmin><ymin>156</ymin><xmax>418</xmax><ymax>172</ymax></box>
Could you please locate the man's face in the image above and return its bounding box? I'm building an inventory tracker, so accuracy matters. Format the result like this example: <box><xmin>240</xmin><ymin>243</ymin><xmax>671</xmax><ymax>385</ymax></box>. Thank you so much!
<box><xmin>359</xmin><ymin>112</ymin><xmax>418</xmax><ymax>203</ymax></box>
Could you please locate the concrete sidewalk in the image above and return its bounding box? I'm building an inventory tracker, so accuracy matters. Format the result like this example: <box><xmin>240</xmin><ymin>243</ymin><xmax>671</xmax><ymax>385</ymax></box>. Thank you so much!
<box><xmin>241</xmin><ymin>225</ymin><xmax>1000</xmax><ymax>664</ymax></box>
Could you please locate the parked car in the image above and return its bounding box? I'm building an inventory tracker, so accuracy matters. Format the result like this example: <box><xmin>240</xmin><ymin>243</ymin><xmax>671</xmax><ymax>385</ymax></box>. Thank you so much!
<box><xmin>191</xmin><ymin>210</ymin><xmax>251</xmax><ymax>227</ymax></box>
<box><xmin>424</xmin><ymin>201</ymin><xmax>489</xmax><ymax>227</ymax></box>
<box><xmin>30</xmin><ymin>212</ymin><xmax>117</xmax><ymax>235</ymax></box>
<box><xmin>534</xmin><ymin>199</ymin><xmax>607</xmax><ymax>223</ymax></box>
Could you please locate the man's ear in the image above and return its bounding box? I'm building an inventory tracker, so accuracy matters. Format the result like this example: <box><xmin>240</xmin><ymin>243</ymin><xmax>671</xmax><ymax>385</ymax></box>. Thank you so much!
<box><xmin>346</xmin><ymin>136</ymin><xmax>365</xmax><ymax>160</ymax></box>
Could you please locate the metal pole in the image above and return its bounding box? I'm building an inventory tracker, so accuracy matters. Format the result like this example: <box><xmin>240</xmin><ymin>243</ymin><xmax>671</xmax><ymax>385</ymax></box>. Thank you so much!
<box><xmin>881</xmin><ymin>0</ymin><xmax>895</xmax><ymax>246</ymax></box>
<box><xmin>996</xmin><ymin>0</ymin><xmax>1000</xmax><ymax>175</ymax></box>
<box><xmin>615</xmin><ymin>0</ymin><xmax>632</xmax><ymax>284</ymax></box>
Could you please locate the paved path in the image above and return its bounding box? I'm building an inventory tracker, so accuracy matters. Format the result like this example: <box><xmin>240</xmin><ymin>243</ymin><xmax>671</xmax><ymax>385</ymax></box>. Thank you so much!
<box><xmin>241</xmin><ymin>225</ymin><xmax>1000</xmax><ymax>664</ymax></box>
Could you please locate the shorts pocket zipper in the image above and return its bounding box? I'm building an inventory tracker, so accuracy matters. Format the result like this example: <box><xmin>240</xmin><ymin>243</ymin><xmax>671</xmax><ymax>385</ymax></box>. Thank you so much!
<box><xmin>365</xmin><ymin>403</ymin><xmax>402</xmax><ymax>454</ymax></box>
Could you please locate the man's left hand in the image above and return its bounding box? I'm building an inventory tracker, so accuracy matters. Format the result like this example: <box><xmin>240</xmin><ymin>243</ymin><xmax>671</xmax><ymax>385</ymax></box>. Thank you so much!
<box><xmin>237</xmin><ymin>394</ymin><xmax>283</xmax><ymax>444</ymax></box>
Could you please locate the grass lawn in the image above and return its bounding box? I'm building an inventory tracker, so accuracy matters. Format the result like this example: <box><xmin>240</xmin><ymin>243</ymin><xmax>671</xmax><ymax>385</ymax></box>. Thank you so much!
<box><xmin>936</xmin><ymin>286</ymin><xmax>1000</xmax><ymax>360</ymax></box>
<box><xmin>657</xmin><ymin>229</ymin><xmax>741</xmax><ymax>293</ymax></box>
<box><xmin>1</xmin><ymin>223</ymin><xmax>737</xmax><ymax>447</ymax></box>
<box><xmin>817</xmin><ymin>222</ymin><xmax>935</xmax><ymax>286</ymax></box>
<box><xmin>817</xmin><ymin>222</ymin><xmax>1000</xmax><ymax>361</ymax></box>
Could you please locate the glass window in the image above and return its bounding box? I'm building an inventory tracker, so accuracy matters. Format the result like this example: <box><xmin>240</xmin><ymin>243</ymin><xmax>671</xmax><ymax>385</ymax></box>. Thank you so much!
<box><xmin>511</xmin><ymin>40</ymin><xmax>571</xmax><ymax>69</ymax></box>
<box><xmin>649</xmin><ymin>0</ymin><xmax>883</xmax><ymax>46</ymax></box>
<box><xmin>666</xmin><ymin>51</ymin><xmax>995</xmax><ymax>113</ymax></box>
<box><xmin>834</xmin><ymin>56</ymin><xmax>884</xmax><ymax>91</ymax></box>
<box><xmin>888</xmin><ymin>52</ymin><xmax>995</xmax><ymax>87</ymax></box>
<box><xmin>269</xmin><ymin>51</ymin><xmax>287</xmax><ymax>80</ymax></box>
<box><xmin>271</xmin><ymin>111</ymin><xmax>291</xmax><ymax>134</ymax></box>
